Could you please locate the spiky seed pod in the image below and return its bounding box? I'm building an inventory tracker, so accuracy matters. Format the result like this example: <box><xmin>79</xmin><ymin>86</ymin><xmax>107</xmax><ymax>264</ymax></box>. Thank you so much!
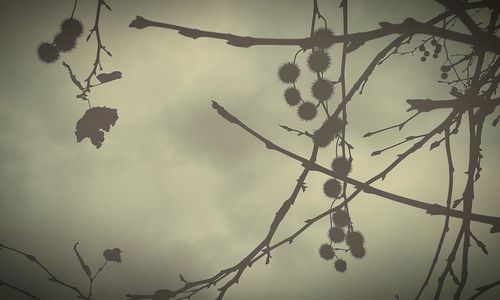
<box><xmin>313</xmin><ymin>28</ymin><xmax>335</xmax><ymax>49</ymax></box>
<box><xmin>54</xmin><ymin>32</ymin><xmax>77</xmax><ymax>52</ymax></box>
<box><xmin>331</xmin><ymin>156</ymin><xmax>352</xmax><ymax>177</ymax></box>
<box><xmin>350</xmin><ymin>245</ymin><xmax>366</xmax><ymax>259</ymax></box>
<box><xmin>345</xmin><ymin>231</ymin><xmax>364</xmax><ymax>248</ymax></box>
<box><xmin>323</xmin><ymin>179</ymin><xmax>342</xmax><ymax>199</ymax></box>
<box><xmin>319</xmin><ymin>243</ymin><xmax>335</xmax><ymax>260</ymax></box>
<box><xmin>440</xmin><ymin>65</ymin><xmax>451</xmax><ymax>72</ymax></box>
<box><xmin>278</xmin><ymin>62</ymin><xmax>300</xmax><ymax>83</ymax></box>
<box><xmin>61</xmin><ymin>18</ymin><xmax>83</xmax><ymax>37</ymax></box>
<box><xmin>334</xmin><ymin>259</ymin><xmax>347</xmax><ymax>273</ymax></box>
<box><xmin>320</xmin><ymin>116</ymin><xmax>344</xmax><ymax>138</ymax></box>
<box><xmin>307</xmin><ymin>50</ymin><xmax>330</xmax><ymax>72</ymax></box>
<box><xmin>313</xmin><ymin>118</ymin><xmax>343</xmax><ymax>148</ymax></box>
<box><xmin>441</xmin><ymin>73</ymin><xmax>448</xmax><ymax>80</ymax></box>
<box><xmin>284</xmin><ymin>87</ymin><xmax>301</xmax><ymax>106</ymax></box>
<box><xmin>312</xmin><ymin>78</ymin><xmax>334</xmax><ymax>101</ymax></box>
<box><xmin>328</xmin><ymin>227</ymin><xmax>345</xmax><ymax>243</ymax></box>
<box><xmin>297</xmin><ymin>102</ymin><xmax>317</xmax><ymax>121</ymax></box>
<box><xmin>37</xmin><ymin>42</ymin><xmax>60</xmax><ymax>63</ymax></box>
<box><xmin>332</xmin><ymin>210</ymin><xmax>350</xmax><ymax>227</ymax></box>
<box><xmin>312</xmin><ymin>128</ymin><xmax>332</xmax><ymax>148</ymax></box>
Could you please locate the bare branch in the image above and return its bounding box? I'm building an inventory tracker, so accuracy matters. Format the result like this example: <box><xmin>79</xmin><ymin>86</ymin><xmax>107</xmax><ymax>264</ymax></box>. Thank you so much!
<box><xmin>210</xmin><ymin>101</ymin><xmax>500</xmax><ymax>230</ymax></box>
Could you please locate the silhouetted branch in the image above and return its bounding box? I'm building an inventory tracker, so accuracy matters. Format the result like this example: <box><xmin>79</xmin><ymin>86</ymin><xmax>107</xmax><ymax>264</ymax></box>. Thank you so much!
<box><xmin>0</xmin><ymin>242</ymin><xmax>89</xmax><ymax>299</ymax></box>
<box><xmin>415</xmin><ymin>127</ymin><xmax>454</xmax><ymax>299</ymax></box>
<box><xmin>406</xmin><ymin>97</ymin><xmax>500</xmax><ymax>112</ymax></box>
<box><xmin>129</xmin><ymin>5</ymin><xmax>500</xmax><ymax>53</ymax></box>
<box><xmin>63</xmin><ymin>0</ymin><xmax>115</xmax><ymax>105</ymax></box>
<box><xmin>279</xmin><ymin>124</ymin><xmax>313</xmax><ymax>138</ymax></box>
<box><xmin>363</xmin><ymin>112</ymin><xmax>420</xmax><ymax>138</ymax></box>
<box><xmin>127</xmin><ymin>146</ymin><xmax>319</xmax><ymax>300</ymax></box>
<box><xmin>0</xmin><ymin>280</ymin><xmax>43</xmax><ymax>300</ymax></box>
<box><xmin>129</xmin><ymin>16</ymin><xmax>311</xmax><ymax>48</ymax></box>
<box><xmin>210</xmin><ymin>101</ymin><xmax>500</xmax><ymax>229</ymax></box>
<box><xmin>469</xmin><ymin>279</ymin><xmax>500</xmax><ymax>299</ymax></box>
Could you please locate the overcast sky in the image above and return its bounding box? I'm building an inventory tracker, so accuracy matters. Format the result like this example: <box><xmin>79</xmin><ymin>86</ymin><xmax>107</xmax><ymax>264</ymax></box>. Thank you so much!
<box><xmin>0</xmin><ymin>0</ymin><xmax>499</xmax><ymax>299</ymax></box>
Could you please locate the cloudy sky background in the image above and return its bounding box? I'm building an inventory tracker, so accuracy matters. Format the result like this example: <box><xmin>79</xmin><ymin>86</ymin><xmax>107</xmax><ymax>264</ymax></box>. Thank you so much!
<box><xmin>0</xmin><ymin>0</ymin><xmax>499</xmax><ymax>299</ymax></box>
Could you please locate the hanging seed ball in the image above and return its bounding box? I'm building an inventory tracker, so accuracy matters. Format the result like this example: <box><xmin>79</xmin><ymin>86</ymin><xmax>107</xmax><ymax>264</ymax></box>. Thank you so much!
<box><xmin>440</xmin><ymin>65</ymin><xmax>451</xmax><ymax>72</ymax></box>
<box><xmin>278</xmin><ymin>62</ymin><xmax>300</xmax><ymax>83</ymax></box>
<box><xmin>297</xmin><ymin>102</ymin><xmax>317</xmax><ymax>121</ymax></box>
<box><xmin>418</xmin><ymin>45</ymin><xmax>426</xmax><ymax>51</ymax></box>
<box><xmin>313</xmin><ymin>128</ymin><xmax>332</xmax><ymax>148</ymax></box>
<box><xmin>284</xmin><ymin>87</ymin><xmax>301</xmax><ymax>106</ymax></box>
<box><xmin>61</xmin><ymin>18</ymin><xmax>83</xmax><ymax>37</ymax></box>
<box><xmin>345</xmin><ymin>231</ymin><xmax>364</xmax><ymax>248</ymax></box>
<box><xmin>334</xmin><ymin>259</ymin><xmax>347</xmax><ymax>273</ymax></box>
<box><xmin>323</xmin><ymin>179</ymin><xmax>342</xmax><ymax>199</ymax></box>
<box><xmin>420</xmin><ymin>56</ymin><xmax>426</xmax><ymax>62</ymax></box>
<box><xmin>332</xmin><ymin>210</ymin><xmax>350</xmax><ymax>227</ymax></box>
<box><xmin>431</xmin><ymin>39</ymin><xmax>437</xmax><ymax>46</ymax></box>
<box><xmin>312</xmin><ymin>78</ymin><xmax>334</xmax><ymax>101</ymax></box>
<box><xmin>36</xmin><ymin>42</ymin><xmax>60</xmax><ymax>63</ymax></box>
<box><xmin>350</xmin><ymin>245</ymin><xmax>366</xmax><ymax>259</ymax></box>
<box><xmin>424</xmin><ymin>51</ymin><xmax>430</xmax><ymax>57</ymax></box>
<box><xmin>307</xmin><ymin>49</ymin><xmax>331</xmax><ymax>72</ymax></box>
<box><xmin>328</xmin><ymin>227</ymin><xmax>345</xmax><ymax>243</ymax></box>
<box><xmin>433</xmin><ymin>53</ymin><xmax>438</xmax><ymax>59</ymax></box>
<box><xmin>54</xmin><ymin>32</ymin><xmax>76</xmax><ymax>52</ymax></box>
<box><xmin>435</xmin><ymin>44</ymin><xmax>442</xmax><ymax>53</ymax></box>
<box><xmin>313</xmin><ymin>28</ymin><xmax>335</xmax><ymax>49</ymax></box>
<box><xmin>331</xmin><ymin>156</ymin><xmax>352</xmax><ymax>177</ymax></box>
<box><xmin>441</xmin><ymin>72</ymin><xmax>448</xmax><ymax>80</ymax></box>
<box><xmin>319</xmin><ymin>243</ymin><xmax>335</xmax><ymax>260</ymax></box>
<box><xmin>321</xmin><ymin>116</ymin><xmax>344</xmax><ymax>138</ymax></box>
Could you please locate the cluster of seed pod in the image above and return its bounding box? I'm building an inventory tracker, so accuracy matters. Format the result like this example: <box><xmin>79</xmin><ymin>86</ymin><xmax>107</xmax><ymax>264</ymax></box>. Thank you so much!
<box><xmin>275</xmin><ymin>27</ymin><xmax>365</xmax><ymax>272</ymax></box>
<box><xmin>37</xmin><ymin>18</ymin><xmax>83</xmax><ymax>63</ymax></box>
<box><xmin>318</xmin><ymin>210</ymin><xmax>366</xmax><ymax>273</ymax></box>
<box><xmin>319</xmin><ymin>156</ymin><xmax>366</xmax><ymax>272</ymax></box>
<box><xmin>278</xmin><ymin>28</ymin><xmax>336</xmax><ymax>121</ymax></box>
<box><xmin>418</xmin><ymin>38</ymin><xmax>442</xmax><ymax>62</ymax></box>
<box><xmin>440</xmin><ymin>64</ymin><xmax>452</xmax><ymax>80</ymax></box>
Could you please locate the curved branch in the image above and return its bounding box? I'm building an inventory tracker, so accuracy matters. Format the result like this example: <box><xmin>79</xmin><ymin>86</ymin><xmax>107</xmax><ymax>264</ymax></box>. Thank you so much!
<box><xmin>211</xmin><ymin>101</ymin><xmax>500</xmax><ymax>231</ymax></box>
<box><xmin>129</xmin><ymin>9</ymin><xmax>500</xmax><ymax>53</ymax></box>
<box><xmin>0</xmin><ymin>243</ymin><xmax>89</xmax><ymax>300</ymax></box>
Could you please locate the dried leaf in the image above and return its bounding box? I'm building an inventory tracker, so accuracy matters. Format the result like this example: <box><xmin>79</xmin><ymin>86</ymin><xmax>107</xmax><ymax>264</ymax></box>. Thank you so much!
<box><xmin>96</xmin><ymin>71</ymin><xmax>122</xmax><ymax>83</ymax></box>
<box><xmin>103</xmin><ymin>248</ymin><xmax>122</xmax><ymax>263</ymax></box>
<box><xmin>75</xmin><ymin>107</ymin><xmax>118</xmax><ymax>148</ymax></box>
<box><xmin>73</xmin><ymin>242</ymin><xmax>92</xmax><ymax>277</ymax></box>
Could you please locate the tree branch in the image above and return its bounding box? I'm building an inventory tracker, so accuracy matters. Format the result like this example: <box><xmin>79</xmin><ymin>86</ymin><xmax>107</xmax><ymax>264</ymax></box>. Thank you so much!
<box><xmin>0</xmin><ymin>243</ymin><xmax>89</xmax><ymax>300</ymax></box>
<box><xmin>211</xmin><ymin>101</ymin><xmax>500</xmax><ymax>231</ymax></box>
<box><xmin>129</xmin><ymin>8</ymin><xmax>500</xmax><ymax>54</ymax></box>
